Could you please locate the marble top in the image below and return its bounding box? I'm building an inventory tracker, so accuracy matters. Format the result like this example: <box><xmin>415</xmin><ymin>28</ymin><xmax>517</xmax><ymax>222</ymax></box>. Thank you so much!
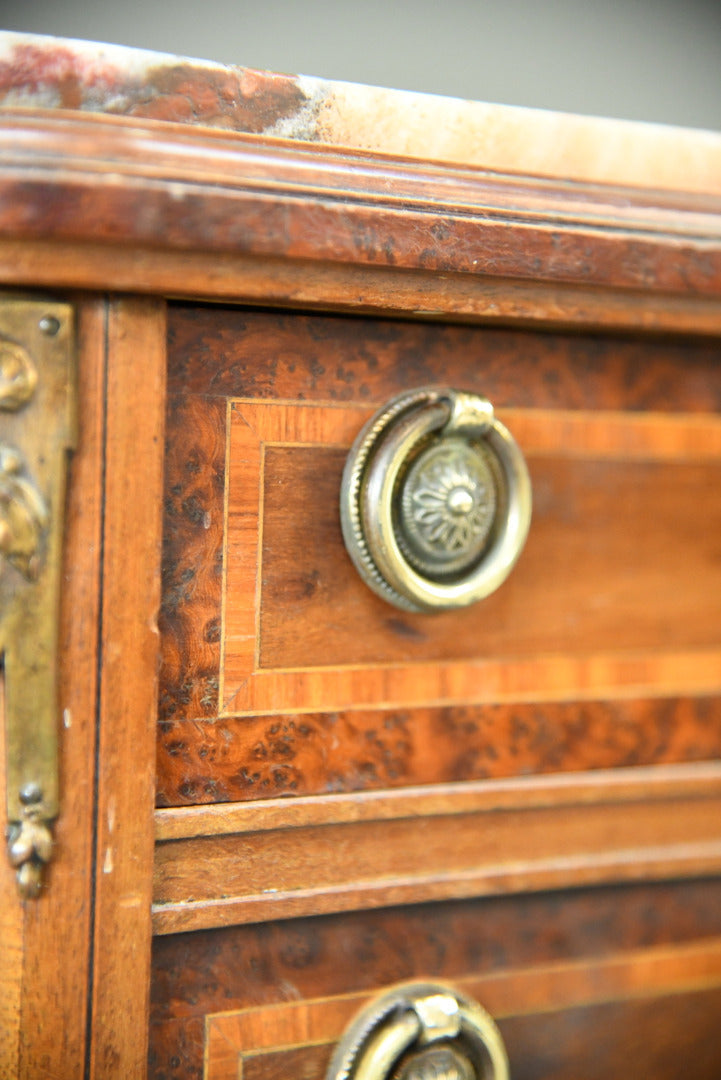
<box><xmin>1</xmin><ymin>30</ymin><xmax>721</xmax><ymax>196</ymax></box>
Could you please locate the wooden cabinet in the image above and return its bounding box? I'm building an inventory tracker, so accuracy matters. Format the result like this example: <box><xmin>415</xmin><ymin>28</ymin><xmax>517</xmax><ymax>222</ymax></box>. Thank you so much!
<box><xmin>1</xmin><ymin>31</ymin><xmax>721</xmax><ymax>1080</ymax></box>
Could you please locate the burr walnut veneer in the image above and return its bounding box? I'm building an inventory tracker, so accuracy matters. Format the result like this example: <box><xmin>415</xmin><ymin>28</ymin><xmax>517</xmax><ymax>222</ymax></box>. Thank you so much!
<box><xmin>1</xmin><ymin>31</ymin><xmax>721</xmax><ymax>1080</ymax></box>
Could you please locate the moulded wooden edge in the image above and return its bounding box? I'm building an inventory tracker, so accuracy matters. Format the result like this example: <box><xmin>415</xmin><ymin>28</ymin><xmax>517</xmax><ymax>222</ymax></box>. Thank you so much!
<box><xmin>154</xmin><ymin>761</ymin><xmax>721</xmax><ymax>840</ymax></box>
<box><xmin>3</xmin><ymin>241</ymin><xmax>721</xmax><ymax>336</ymax></box>
<box><xmin>152</xmin><ymin>764</ymin><xmax>721</xmax><ymax>934</ymax></box>
<box><xmin>3</xmin><ymin>111</ymin><xmax>721</xmax><ymax>230</ymax></box>
<box><xmin>154</xmin><ymin>841</ymin><xmax>721</xmax><ymax>938</ymax></box>
<box><xmin>2</xmin><ymin>113</ymin><xmax>721</xmax><ymax>335</ymax></box>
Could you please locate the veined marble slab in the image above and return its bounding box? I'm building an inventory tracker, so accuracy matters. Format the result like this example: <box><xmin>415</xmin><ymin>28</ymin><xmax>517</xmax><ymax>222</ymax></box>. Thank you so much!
<box><xmin>0</xmin><ymin>30</ymin><xmax>720</xmax><ymax>195</ymax></box>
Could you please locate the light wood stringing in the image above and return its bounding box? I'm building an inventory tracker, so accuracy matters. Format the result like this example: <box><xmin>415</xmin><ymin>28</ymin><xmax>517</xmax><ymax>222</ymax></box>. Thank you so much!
<box><xmin>221</xmin><ymin>400</ymin><xmax>721</xmax><ymax>716</ymax></box>
<box><xmin>205</xmin><ymin>936</ymin><xmax>721</xmax><ymax>1079</ymax></box>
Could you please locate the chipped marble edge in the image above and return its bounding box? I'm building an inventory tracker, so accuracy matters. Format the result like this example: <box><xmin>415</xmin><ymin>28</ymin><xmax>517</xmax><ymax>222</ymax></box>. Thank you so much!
<box><xmin>1</xmin><ymin>30</ymin><xmax>721</xmax><ymax>196</ymax></box>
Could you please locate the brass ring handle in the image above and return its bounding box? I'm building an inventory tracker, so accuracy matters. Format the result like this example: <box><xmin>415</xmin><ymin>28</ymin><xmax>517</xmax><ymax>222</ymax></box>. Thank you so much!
<box><xmin>341</xmin><ymin>388</ymin><xmax>531</xmax><ymax>612</ymax></box>
<box><xmin>325</xmin><ymin>981</ymin><xmax>510</xmax><ymax>1080</ymax></box>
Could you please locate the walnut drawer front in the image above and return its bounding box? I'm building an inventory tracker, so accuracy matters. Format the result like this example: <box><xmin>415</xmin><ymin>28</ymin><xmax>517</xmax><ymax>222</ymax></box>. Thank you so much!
<box><xmin>151</xmin><ymin>302</ymin><xmax>721</xmax><ymax>1080</ymax></box>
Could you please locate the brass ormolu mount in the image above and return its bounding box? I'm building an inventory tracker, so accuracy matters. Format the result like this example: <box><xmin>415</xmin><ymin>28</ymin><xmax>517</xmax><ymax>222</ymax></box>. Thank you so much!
<box><xmin>0</xmin><ymin>298</ymin><xmax>76</xmax><ymax>898</ymax></box>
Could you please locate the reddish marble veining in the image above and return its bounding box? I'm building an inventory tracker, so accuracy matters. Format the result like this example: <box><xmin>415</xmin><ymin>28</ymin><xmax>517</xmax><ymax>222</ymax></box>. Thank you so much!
<box><xmin>3</xmin><ymin>31</ymin><xmax>721</xmax><ymax>195</ymax></box>
<box><xmin>0</xmin><ymin>35</ymin><xmax>310</xmax><ymax>133</ymax></box>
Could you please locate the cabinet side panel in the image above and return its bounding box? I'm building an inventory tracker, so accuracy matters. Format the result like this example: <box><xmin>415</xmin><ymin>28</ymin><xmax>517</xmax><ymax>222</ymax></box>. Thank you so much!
<box><xmin>0</xmin><ymin>298</ymin><xmax>105</xmax><ymax>1078</ymax></box>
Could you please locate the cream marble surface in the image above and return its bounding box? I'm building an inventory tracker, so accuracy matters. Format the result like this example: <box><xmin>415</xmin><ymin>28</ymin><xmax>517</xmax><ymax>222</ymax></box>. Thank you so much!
<box><xmin>1</xmin><ymin>30</ymin><xmax>720</xmax><ymax>196</ymax></box>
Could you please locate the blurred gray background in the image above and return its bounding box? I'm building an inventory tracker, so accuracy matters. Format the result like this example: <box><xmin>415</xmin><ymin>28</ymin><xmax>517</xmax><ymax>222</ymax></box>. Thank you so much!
<box><xmin>1</xmin><ymin>0</ymin><xmax>720</xmax><ymax>130</ymax></box>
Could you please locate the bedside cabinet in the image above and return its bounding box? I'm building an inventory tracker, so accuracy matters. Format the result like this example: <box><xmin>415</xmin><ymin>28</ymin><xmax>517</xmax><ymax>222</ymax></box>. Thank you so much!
<box><xmin>1</xmin><ymin>31</ymin><xmax>721</xmax><ymax>1080</ymax></box>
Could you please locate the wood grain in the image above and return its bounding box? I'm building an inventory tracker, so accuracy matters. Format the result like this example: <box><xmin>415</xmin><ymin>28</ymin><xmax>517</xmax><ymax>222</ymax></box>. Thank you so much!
<box><xmin>0</xmin><ymin>298</ymin><xmax>104</xmax><ymax>1079</ymax></box>
<box><xmin>18</xmin><ymin>298</ymin><xmax>104</xmax><ymax>1079</ymax></box>
<box><xmin>150</xmin><ymin>879</ymin><xmax>721</xmax><ymax>1018</ymax></box>
<box><xmin>152</xmin><ymin>764</ymin><xmax>721</xmax><ymax>932</ymax></box>
<box><xmin>158</xmin><ymin>305</ymin><xmax>721</xmax><ymax>804</ymax></box>
<box><xmin>89</xmin><ymin>298</ymin><xmax>166</xmax><ymax>1079</ymax></box>
<box><xmin>500</xmin><ymin>987</ymin><xmax>721</xmax><ymax>1080</ymax></box>
<box><xmin>156</xmin><ymin>696</ymin><xmax>721</xmax><ymax>806</ymax></box>
<box><xmin>167</xmin><ymin>306</ymin><xmax>721</xmax><ymax>415</ymax></box>
<box><xmin>1</xmin><ymin>112</ymin><xmax>720</xmax><ymax>283</ymax></box>
<box><xmin>159</xmin><ymin>395</ymin><xmax>225</xmax><ymax>724</ymax></box>
<box><xmin>205</xmin><ymin>939</ymin><xmax>721</xmax><ymax>1077</ymax></box>
<box><xmin>6</xmin><ymin>240</ymin><xmax>721</xmax><ymax>335</ymax></box>
<box><xmin>0</xmin><ymin>679</ymin><xmax>22</xmax><ymax>1079</ymax></box>
<box><xmin>222</xmin><ymin>987</ymin><xmax>721</xmax><ymax>1080</ymax></box>
<box><xmin>259</xmin><ymin>446</ymin><xmax>721</xmax><ymax>667</ymax></box>
<box><xmin>149</xmin><ymin>878</ymin><xmax>721</xmax><ymax>1079</ymax></box>
<box><xmin>2</xmin><ymin>114</ymin><xmax>721</xmax><ymax>333</ymax></box>
<box><xmin>3</xmin><ymin>50</ymin><xmax>721</xmax><ymax>1080</ymax></box>
<box><xmin>154</xmin><ymin>763</ymin><xmax>721</xmax><ymax>840</ymax></box>
<box><xmin>217</xmin><ymin>400</ymin><xmax>721</xmax><ymax>715</ymax></box>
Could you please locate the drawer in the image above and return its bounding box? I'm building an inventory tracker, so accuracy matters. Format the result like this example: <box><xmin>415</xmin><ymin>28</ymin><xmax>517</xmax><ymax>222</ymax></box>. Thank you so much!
<box><xmin>150</xmin><ymin>881</ymin><xmax>721</xmax><ymax>1079</ymax></box>
<box><xmin>157</xmin><ymin>304</ymin><xmax>721</xmax><ymax>810</ymax></box>
<box><xmin>3</xmin><ymin>32</ymin><xmax>721</xmax><ymax>1080</ymax></box>
<box><xmin>150</xmin><ymin>302</ymin><xmax>721</xmax><ymax>1078</ymax></box>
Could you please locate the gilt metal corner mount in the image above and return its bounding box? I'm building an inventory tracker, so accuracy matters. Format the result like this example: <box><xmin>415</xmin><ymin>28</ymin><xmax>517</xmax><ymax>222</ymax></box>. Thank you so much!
<box><xmin>0</xmin><ymin>297</ymin><xmax>76</xmax><ymax>899</ymax></box>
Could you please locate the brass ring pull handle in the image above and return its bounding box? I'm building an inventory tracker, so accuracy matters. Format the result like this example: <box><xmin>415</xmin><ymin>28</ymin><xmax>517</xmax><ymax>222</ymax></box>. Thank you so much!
<box><xmin>341</xmin><ymin>388</ymin><xmax>531</xmax><ymax>612</ymax></box>
<box><xmin>325</xmin><ymin>981</ymin><xmax>510</xmax><ymax>1080</ymax></box>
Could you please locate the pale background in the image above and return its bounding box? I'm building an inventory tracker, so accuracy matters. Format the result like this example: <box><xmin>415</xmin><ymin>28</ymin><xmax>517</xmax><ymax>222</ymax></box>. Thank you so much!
<box><xmin>1</xmin><ymin>0</ymin><xmax>720</xmax><ymax>130</ymax></box>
